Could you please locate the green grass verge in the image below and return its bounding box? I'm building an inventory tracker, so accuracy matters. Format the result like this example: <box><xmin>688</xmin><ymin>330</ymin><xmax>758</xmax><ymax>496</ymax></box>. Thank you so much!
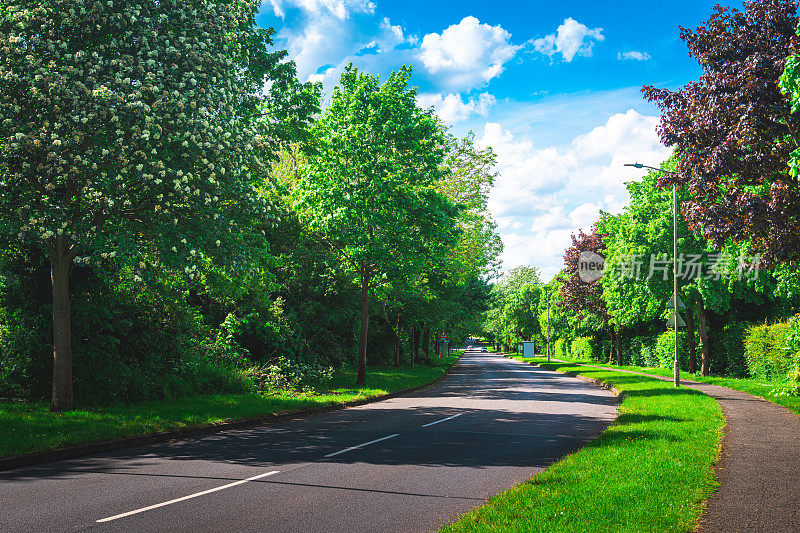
<box><xmin>442</xmin><ymin>356</ymin><xmax>724</xmax><ymax>533</ymax></box>
<box><xmin>0</xmin><ymin>353</ymin><xmax>461</xmax><ymax>459</ymax></box>
<box><xmin>548</xmin><ymin>355</ymin><xmax>800</xmax><ymax>416</ymax></box>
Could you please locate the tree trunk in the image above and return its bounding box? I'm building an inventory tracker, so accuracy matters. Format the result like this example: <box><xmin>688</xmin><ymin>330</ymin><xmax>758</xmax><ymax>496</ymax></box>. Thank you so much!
<box><xmin>50</xmin><ymin>237</ymin><xmax>75</xmax><ymax>411</ymax></box>
<box><xmin>607</xmin><ymin>327</ymin><xmax>614</xmax><ymax>364</ymax></box>
<box><xmin>615</xmin><ymin>328</ymin><xmax>623</xmax><ymax>366</ymax></box>
<box><xmin>686</xmin><ymin>300</ymin><xmax>697</xmax><ymax>374</ymax></box>
<box><xmin>412</xmin><ymin>322</ymin><xmax>420</xmax><ymax>366</ymax></box>
<box><xmin>697</xmin><ymin>296</ymin><xmax>710</xmax><ymax>376</ymax></box>
<box><xmin>356</xmin><ymin>270</ymin><xmax>370</xmax><ymax>386</ymax></box>
<box><xmin>423</xmin><ymin>327</ymin><xmax>430</xmax><ymax>358</ymax></box>
<box><xmin>394</xmin><ymin>316</ymin><xmax>402</xmax><ymax>368</ymax></box>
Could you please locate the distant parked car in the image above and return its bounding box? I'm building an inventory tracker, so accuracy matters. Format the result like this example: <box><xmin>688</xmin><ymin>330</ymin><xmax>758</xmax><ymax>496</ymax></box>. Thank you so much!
<box><xmin>479</xmin><ymin>347</ymin><xmax>488</xmax><ymax>352</ymax></box>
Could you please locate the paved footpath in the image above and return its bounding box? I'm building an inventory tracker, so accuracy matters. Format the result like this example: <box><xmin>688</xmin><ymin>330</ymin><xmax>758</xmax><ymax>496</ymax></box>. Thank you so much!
<box><xmin>549</xmin><ymin>359</ymin><xmax>800</xmax><ymax>533</ymax></box>
<box><xmin>0</xmin><ymin>351</ymin><xmax>617</xmax><ymax>533</ymax></box>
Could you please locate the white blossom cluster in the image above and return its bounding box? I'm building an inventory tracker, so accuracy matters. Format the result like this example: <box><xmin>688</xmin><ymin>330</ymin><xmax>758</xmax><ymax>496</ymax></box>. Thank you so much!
<box><xmin>0</xmin><ymin>0</ymin><xmax>277</xmax><ymax>278</ymax></box>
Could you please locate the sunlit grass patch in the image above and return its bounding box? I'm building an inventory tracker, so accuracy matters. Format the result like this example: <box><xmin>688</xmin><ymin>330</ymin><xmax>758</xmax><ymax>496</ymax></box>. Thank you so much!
<box><xmin>551</xmin><ymin>355</ymin><xmax>800</xmax><ymax>416</ymax></box>
<box><xmin>442</xmin><ymin>358</ymin><xmax>723</xmax><ymax>533</ymax></box>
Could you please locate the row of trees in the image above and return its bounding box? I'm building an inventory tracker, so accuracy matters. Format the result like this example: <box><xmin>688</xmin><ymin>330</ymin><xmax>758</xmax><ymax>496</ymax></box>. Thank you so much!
<box><xmin>482</xmin><ymin>266</ymin><xmax>541</xmax><ymax>350</ymax></box>
<box><xmin>507</xmin><ymin>0</ymin><xmax>800</xmax><ymax>379</ymax></box>
<box><xmin>0</xmin><ymin>1</ymin><xmax>500</xmax><ymax>409</ymax></box>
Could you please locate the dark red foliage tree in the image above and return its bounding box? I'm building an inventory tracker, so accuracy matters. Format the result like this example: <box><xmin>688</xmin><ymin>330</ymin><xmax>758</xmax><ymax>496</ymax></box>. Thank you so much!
<box><xmin>644</xmin><ymin>0</ymin><xmax>799</xmax><ymax>266</ymax></box>
<box><xmin>560</xmin><ymin>226</ymin><xmax>608</xmax><ymax>318</ymax></box>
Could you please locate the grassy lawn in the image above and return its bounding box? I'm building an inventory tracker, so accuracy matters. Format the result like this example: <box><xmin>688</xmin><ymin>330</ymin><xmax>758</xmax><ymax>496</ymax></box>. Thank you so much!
<box><xmin>0</xmin><ymin>353</ymin><xmax>461</xmax><ymax>459</ymax></box>
<box><xmin>442</xmin><ymin>357</ymin><xmax>724</xmax><ymax>533</ymax></box>
<box><xmin>547</xmin><ymin>355</ymin><xmax>800</xmax><ymax>416</ymax></box>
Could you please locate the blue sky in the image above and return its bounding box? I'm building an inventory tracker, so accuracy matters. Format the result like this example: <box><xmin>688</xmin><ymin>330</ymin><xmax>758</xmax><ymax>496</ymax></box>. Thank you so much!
<box><xmin>257</xmin><ymin>0</ymin><xmax>733</xmax><ymax>279</ymax></box>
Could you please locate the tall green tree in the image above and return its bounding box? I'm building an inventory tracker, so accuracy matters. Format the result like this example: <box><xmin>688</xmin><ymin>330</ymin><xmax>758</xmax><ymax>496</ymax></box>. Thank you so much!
<box><xmin>295</xmin><ymin>65</ymin><xmax>457</xmax><ymax>385</ymax></box>
<box><xmin>601</xmin><ymin>161</ymin><xmax>775</xmax><ymax>374</ymax></box>
<box><xmin>537</xmin><ymin>273</ymin><xmax>574</xmax><ymax>350</ymax></box>
<box><xmin>437</xmin><ymin>133</ymin><xmax>503</xmax><ymax>279</ymax></box>
<box><xmin>0</xmin><ymin>0</ymin><xmax>312</xmax><ymax>409</ymax></box>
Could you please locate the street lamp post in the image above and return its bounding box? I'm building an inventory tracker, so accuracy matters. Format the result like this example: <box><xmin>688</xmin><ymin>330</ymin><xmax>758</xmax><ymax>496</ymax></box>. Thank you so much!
<box><xmin>625</xmin><ymin>163</ymin><xmax>681</xmax><ymax>388</ymax></box>
<box><xmin>546</xmin><ymin>285</ymin><xmax>551</xmax><ymax>363</ymax></box>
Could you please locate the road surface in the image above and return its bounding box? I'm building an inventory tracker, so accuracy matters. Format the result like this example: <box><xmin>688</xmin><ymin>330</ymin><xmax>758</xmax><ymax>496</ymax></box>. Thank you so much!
<box><xmin>1</xmin><ymin>350</ymin><xmax>618</xmax><ymax>532</ymax></box>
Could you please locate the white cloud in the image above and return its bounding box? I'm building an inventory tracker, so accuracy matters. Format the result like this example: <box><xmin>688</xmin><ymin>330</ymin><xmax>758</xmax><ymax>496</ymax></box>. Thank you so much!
<box><xmin>568</xmin><ymin>202</ymin><xmax>603</xmax><ymax>230</ymax></box>
<box><xmin>267</xmin><ymin>0</ymin><xmax>413</xmax><ymax>87</ymax></box>
<box><xmin>417</xmin><ymin>92</ymin><xmax>496</xmax><ymax>123</ymax></box>
<box><xmin>618</xmin><ymin>50</ymin><xmax>651</xmax><ymax>61</ymax></box>
<box><xmin>377</xmin><ymin>17</ymin><xmax>415</xmax><ymax>52</ymax></box>
<box><xmin>480</xmin><ymin>122</ymin><xmax>577</xmax><ymax>209</ymax></box>
<box><xmin>266</xmin><ymin>0</ymin><xmax>376</xmax><ymax>19</ymax></box>
<box><xmin>419</xmin><ymin>16</ymin><xmax>521</xmax><ymax>90</ymax></box>
<box><xmin>573</xmin><ymin>109</ymin><xmax>666</xmax><ymax>190</ymax></box>
<box><xmin>532</xmin><ymin>17</ymin><xmax>604</xmax><ymax>62</ymax></box>
<box><xmin>477</xmin><ymin>109</ymin><xmax>669</xmax><ymax>279</ymax></box>
<box><xmin>271</xmin><ymin>10</ymin><xmax>517</xmax><ymax>98</ymax></box>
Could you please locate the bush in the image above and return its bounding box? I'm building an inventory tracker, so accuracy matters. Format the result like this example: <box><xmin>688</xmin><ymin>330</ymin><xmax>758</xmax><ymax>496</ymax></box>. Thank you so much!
<box><xmin>627</xmin><ymin>334</ymin><xmax>659</xmax><ymax>367</ymax></box>
<box><xmin>0</xmin><ymin>251</ymin><xmax>257</xmax><ymax>406</ymax></box>
<box><xmin>571</xmin><ymin>337</ymin><xmax>594</xmax><ymax>361</ymax></box>
<box><xmin>744</xmin><ymin>322</ymin><xmax>791</xmax><ymax>380</ymax></box>
<box><xmin>655</xmin><ymin>331</ymin><xmax>687</xmax><ymax>370</ymax></box>
<box><xmin>0</xmin><ymin>308</ymin><xmax>50</xmax><ymax>400</ymax></box>
<box><xmin>709</xmin><ymin>322</ymin><xmax>748</xmax><ymax>377</ymax></box>
<box><xmin>553</xmin><ymin>337</ymin><xmax>568</xmax><ymax>359</ymax></box>
<box><xmin>249</xmin><ymin>356</ymin><xmax>334</xmax><ymax>393</ymax></box>
<box><xmin>783</xmin><ymin>316</ymin><xmax>800</xmax><ymax>393</ymax></box>
<box><xmin>744</xmin><ymin>316</ymin><xmax>800</xmax><ymax>388</ymax></box>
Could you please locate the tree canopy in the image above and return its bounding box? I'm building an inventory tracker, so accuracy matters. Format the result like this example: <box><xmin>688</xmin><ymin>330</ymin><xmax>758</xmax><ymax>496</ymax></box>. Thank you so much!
<box><xmin>644</xmin><ymin>0</ymin><xmax>799</xmax><ymax>266</ymax></box>
<box><xmin>0</xmin><ymin>0</ymin><xmax>317</xmax><ymax>409</ymax></box>
<box><xmin>295</xmin><ymin>65</ymin><xmax>458</xmax><ymax>385</ymax></box>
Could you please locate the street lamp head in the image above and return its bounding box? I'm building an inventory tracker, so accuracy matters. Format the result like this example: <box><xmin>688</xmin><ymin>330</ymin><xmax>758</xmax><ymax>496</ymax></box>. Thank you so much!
<box><xmin>624</xmin><ymin>162</ymin><xmax>644</xmax><ymax>169</ymax></box>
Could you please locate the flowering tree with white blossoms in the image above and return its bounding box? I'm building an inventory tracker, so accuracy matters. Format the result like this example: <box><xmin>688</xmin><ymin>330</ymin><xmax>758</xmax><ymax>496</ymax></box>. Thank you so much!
<box><xmin>0</xmin><ymin>0</ymin><xmax>316</xmax><ymax>410</ymax></box>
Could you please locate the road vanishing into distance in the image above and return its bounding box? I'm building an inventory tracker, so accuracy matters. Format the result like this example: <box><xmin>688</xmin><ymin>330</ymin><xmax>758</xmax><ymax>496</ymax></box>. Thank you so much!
<box><xmin>1</xmin><ymin>350</ymin><xmax>618</xmax><ymax>533</ymax></box>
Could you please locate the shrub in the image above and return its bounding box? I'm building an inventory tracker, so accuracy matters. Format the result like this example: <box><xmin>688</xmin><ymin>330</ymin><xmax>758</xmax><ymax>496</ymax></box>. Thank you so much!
<box><xmin>744</xmin><ymin>322</ymin><xmax>790</xmax><ymax>380</ymax></box>
<box><xmin>782</xmin><ymin>315</ymin><xmax>800</xmax><ymax>381</ymax></box>
<box><xmin>641</xmin><ymin>335</ymin><xmax>660</xmax><ymax>367</ymax></box>
<box><xmin>742</xmin><ymin>316</ymin><xmax>800</xmax><ymax>392</ymax></box>
<box><xmin>0</xmin><ymin>307</ymin><xmax>51</xmax><ymax>400</ymax></box>
<box><xmin>0</xmin><ymin>251</ymin><xmax>257</xmax><ymax>406</ymax></box>
<box><xmin>571</xmin><ymin>337</ymin><xmax>594</xmax><ymax>361</ymax></box>
<box><xmin>655</xmin><ymin>331</ymin><xmax>687</xmax><ymax>370</ymax></box>
<box><xmin>709</xmin><ymin>322</ymin><xmax>748</xmax><ymax>377</ymax></box>
<box><xmin>249</xmin><ymin>356</ymin><xmax>334</xmax><ymax>393</ymax></box>
<box><xmin>627</xmin><ymin>335</ymin><xmax>659</xmax><ymax>367</ymax></box>
<box><xmin>553</xmin><ymin>338</ymin><xmax>568</xmax><ymax>359</ymax></box>
<box><xmin>627</xmin><ymin>336</ymin><xmax>642</xmax><ymax>366</ymax></box>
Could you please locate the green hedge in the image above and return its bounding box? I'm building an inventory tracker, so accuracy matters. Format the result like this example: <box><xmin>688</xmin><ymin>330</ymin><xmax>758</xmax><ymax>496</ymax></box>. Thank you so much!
<box><xmin>744</xmin><ymin>319</ymin><xmax>799</xmax><ymax>381</ymax></box>
<box><xmin>571</xmin><ymin>337</ymin><xmax>595</xmax><ymax>361</ymax></box>
<box><xmin>553</xmin><ymin>337</ymin><xmax>569</xmax><ymax>359</ymax></box>
<box><xmin>621</xmin><ymin>332</ymin><xmax>684</xmax><ymax>370</ymax></box>
<box><xmin>709</xmin><ymin>322</ymin><xmax>748</xmax><ymax>377</ymax></box>
<box><xmin>655</xmin><ymin>331</ymin><xmax>688</xmax><ymax>369</ymax></box>
<box><xmin>628</xmin><ymin>334</ymin><xmax>659</xmax><ymax>367</ymax></box>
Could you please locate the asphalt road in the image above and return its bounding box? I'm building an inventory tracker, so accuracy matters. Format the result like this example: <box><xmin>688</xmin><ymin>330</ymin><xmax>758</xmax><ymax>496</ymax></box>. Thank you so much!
<box><xmin>0</xmin><ymin>350</ymin><xmax>618</xmax><ymax>533</ymax></box>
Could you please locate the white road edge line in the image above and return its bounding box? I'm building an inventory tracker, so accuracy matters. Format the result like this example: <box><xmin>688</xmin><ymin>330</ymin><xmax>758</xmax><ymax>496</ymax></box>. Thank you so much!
<box><xmin>421</xmin><ymin>413</ymin><xmax>462</xmax><ymax>428</ymax></box>
<box><xmin>96</xmin><ymin>470</ymin><xmax>280</xmax><ymax>523</ymax></box>
<box><xmin>323</xmin><ymin>433</ymin><xmax>400</xmax><ymax>458</ymax></box>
